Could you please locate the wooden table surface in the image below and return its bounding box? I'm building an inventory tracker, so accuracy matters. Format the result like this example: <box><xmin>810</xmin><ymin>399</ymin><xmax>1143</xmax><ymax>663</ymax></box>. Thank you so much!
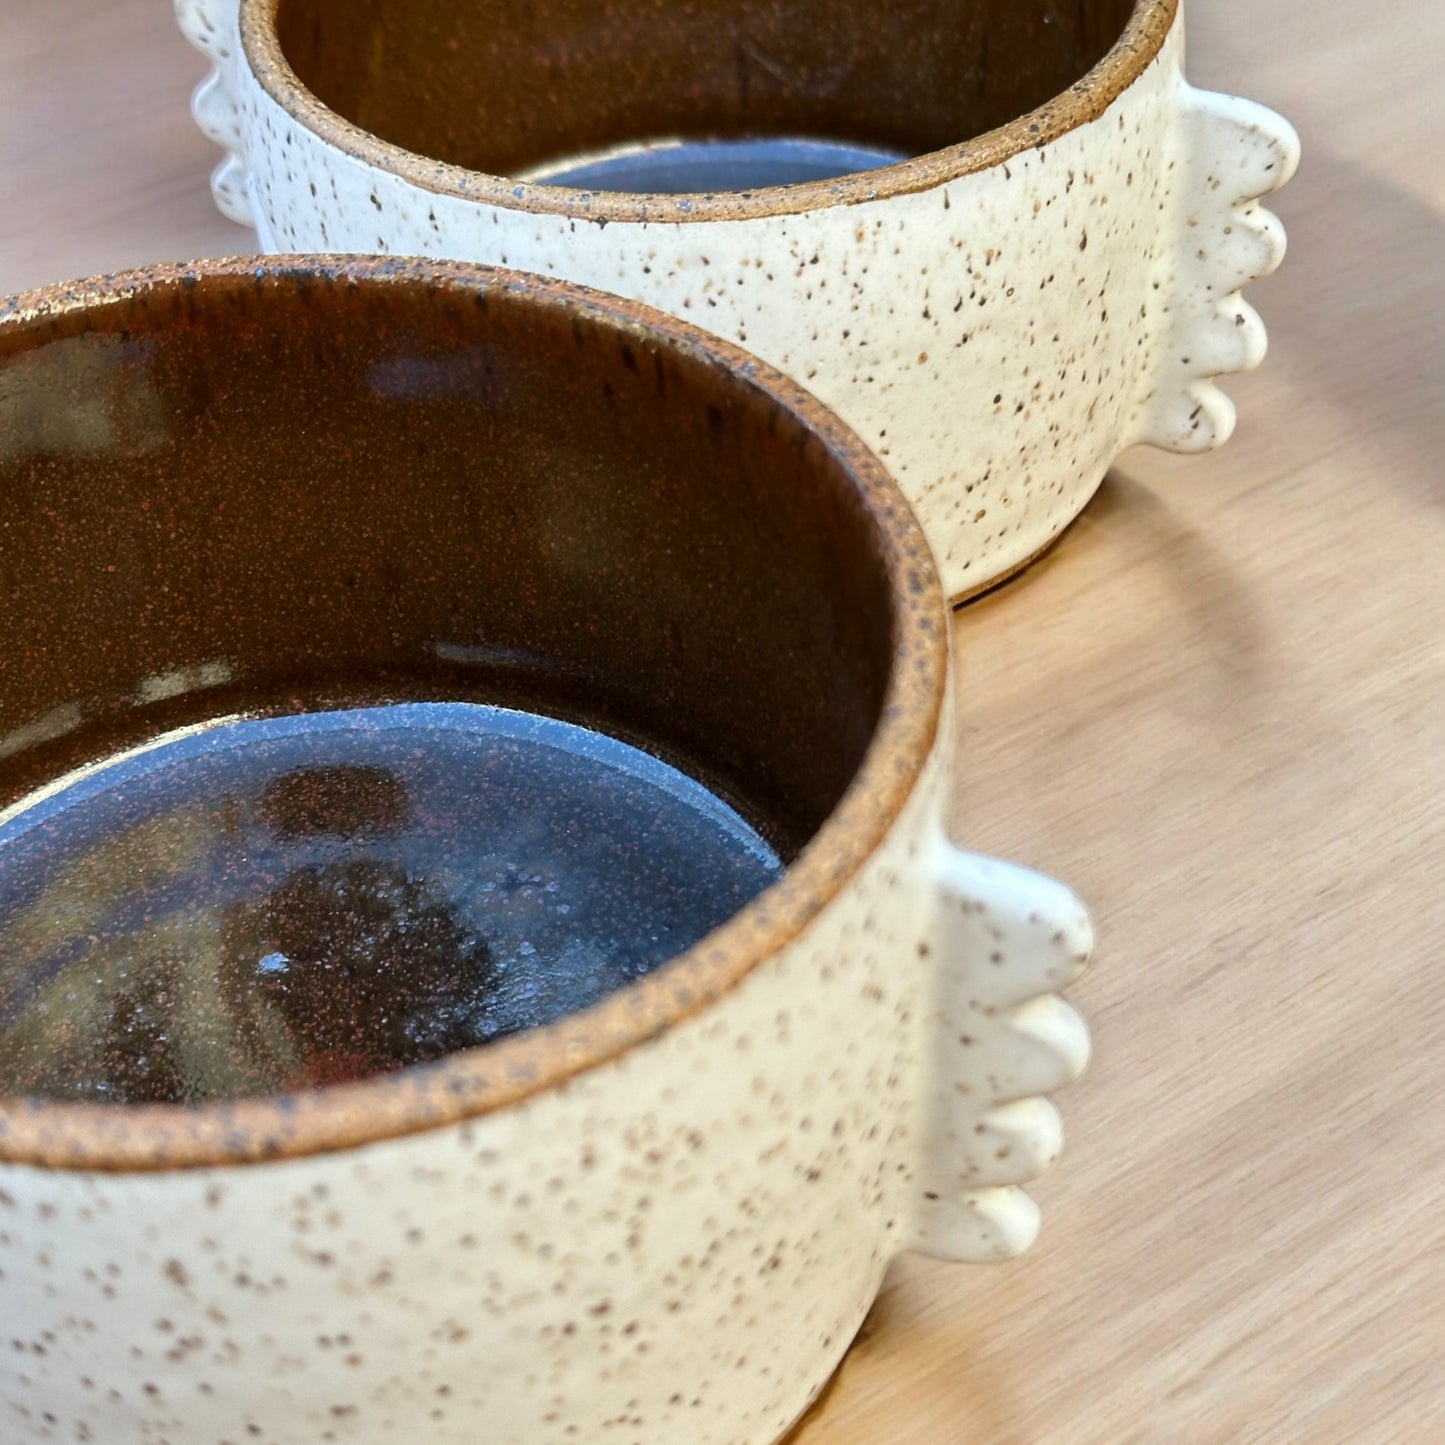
<box><xmin>3</xmin><ymin>2</ymin><xmax>1441</xmax><ymax>1440</ymax></box>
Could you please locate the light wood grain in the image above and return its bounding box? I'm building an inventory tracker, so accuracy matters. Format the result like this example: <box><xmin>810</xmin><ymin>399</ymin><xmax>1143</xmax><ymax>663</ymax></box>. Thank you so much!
<box><xmin>3</xmin><ymin>1</ymin><xmax>1442</xmax><ymax>1440</ymax></box>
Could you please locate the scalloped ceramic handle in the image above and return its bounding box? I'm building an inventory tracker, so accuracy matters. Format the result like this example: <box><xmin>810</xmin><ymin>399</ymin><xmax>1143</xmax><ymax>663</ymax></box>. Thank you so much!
<box><xmin>903</xmin><ymin>837</ymin><xmax>1093</xmax><ymax>1263</ymax></box>
<box><xmin>175</xmin><ymin>0</ymin><xmax>254</xmax><ymax>227</ymax></box>
<box><xmin>1131</xmin><ymin>80</ymin><xmax>1301</xmax><ymax>453</ymax></box>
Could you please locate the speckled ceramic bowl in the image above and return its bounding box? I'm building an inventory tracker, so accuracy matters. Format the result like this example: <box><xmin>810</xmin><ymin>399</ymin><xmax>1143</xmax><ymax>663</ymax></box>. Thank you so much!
<box><xmin>0</xmin><ymin>258</ymin><xmax>1091</xmax><ymax>1445</ymax></box>
<box><xmin>178</xmin><ymin>0</ymin><xmax>1297</xmax><ymax>602</ymax></box>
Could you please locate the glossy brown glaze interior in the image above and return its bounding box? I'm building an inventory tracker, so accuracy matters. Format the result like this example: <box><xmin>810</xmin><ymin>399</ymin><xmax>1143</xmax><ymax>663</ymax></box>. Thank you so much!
<box><xmin>0</xmin><ymin>259</ymin><xmax>944</xmax><ymax>1168</ymax></box>
<box><xmin>275</xmin><ymin>0</ymin><xmax>1138</xmax><ymax>182</ymax></box>
<box><xmin>0</xmin><ymin>268</ymin><xmax>887</xmax><ymax>850</ymax></box>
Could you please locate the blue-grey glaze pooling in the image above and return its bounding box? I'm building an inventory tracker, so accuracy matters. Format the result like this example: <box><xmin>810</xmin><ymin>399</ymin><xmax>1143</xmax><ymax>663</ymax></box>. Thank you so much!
<box><xmin>0</xmin><ymin>703</ymin><xmax>782</xmax><ymax>1103</ymax></box>
<box><xmin>520</xmin><ymin>137</ymin><xmax>908</xmax><ymax>194</ymax></box>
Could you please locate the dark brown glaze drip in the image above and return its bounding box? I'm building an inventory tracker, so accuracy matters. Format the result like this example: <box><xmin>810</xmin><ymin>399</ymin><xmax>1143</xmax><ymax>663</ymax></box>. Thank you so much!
<box><xmin>273</xmin><ymin>0</ymin><xmax>1138</xmax><ymax>181</ymax></box>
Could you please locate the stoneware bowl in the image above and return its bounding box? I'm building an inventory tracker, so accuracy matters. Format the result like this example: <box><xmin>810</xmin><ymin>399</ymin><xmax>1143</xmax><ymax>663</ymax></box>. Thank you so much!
<box><xmin>177</xmin><ymin>0</ymin><xmax>1299</xmax><ymax>603</ymax></box>
<box><xmin>0</xmin><ymin>258</ymin><xmax>1091</xmax><ymax>1445</ymax></box>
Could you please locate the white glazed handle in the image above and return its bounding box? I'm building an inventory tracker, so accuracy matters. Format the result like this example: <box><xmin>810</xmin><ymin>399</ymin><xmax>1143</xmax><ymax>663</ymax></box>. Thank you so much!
<box><xmin>175</xmin><ymin>0</ymin><xmax>254</xmax><ymax>228</ymax></box>
<box><xmin>905</xmin><ymin>835</ymin><xmax>1093</xmax><ymax>1262</ymax></box>
<box><xmin>1131</xmin><ymin>79</ymin><xmax>1300</xmax><ymax>452</ymax></box>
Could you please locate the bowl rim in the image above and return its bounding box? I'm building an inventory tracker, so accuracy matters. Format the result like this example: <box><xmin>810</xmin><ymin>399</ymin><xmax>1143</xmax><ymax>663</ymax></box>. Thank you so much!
<box><xmin>0</xmin><ymin>255</ymin><xmax>947</xmax><ymax>1172</ymax></box>
<box><xmin>238</xmin><ymin>0</ymin><xmax>1178</xmax><ymax>224</ymax></box>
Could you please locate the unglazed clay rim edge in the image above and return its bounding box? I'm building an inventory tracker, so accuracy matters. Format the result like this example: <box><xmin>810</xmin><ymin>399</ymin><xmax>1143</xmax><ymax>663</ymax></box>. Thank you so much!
<box><xmin>0</xmin><ymin>255</ymin><xmax>948</xmax><ymax>1172</ymax></box>
<box><xmin>238</xmin><ymin>0</ymin><xmax>1178</xmax><ymax>224</ymax></box>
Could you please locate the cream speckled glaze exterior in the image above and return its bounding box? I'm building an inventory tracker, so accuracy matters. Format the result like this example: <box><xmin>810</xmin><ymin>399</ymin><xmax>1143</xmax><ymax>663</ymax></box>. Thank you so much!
<box><xmin>0</xmin><ymin>260</ymin><xmax>1090</xmax><ymax>1445</ymax></box>
<box><xmin>178</xmin><ymin>0</ymin><xmax>1297</xmax><ymax>602</ymax></box>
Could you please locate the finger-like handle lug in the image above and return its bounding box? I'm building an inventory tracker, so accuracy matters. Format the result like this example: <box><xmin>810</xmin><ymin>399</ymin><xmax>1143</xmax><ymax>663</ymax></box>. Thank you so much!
<box><xmin>911</xmin><ymin>1185</ymin><xmax>1043</xmax><ymax>1265</ymax></box>
<box><xmin>903</xmin><ymin>837</ymin><xmax>1093</xmax><ymax>1263</ymax></box>
<box><xmin>1132</xmin><ymin>82</ymin><xmax>1301</xmax><ymax>453</ymax></box>
<box><xmin>175</xmin><ymin>0</ymin><xmax>255</xmax><ymax>229</ymax></box>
